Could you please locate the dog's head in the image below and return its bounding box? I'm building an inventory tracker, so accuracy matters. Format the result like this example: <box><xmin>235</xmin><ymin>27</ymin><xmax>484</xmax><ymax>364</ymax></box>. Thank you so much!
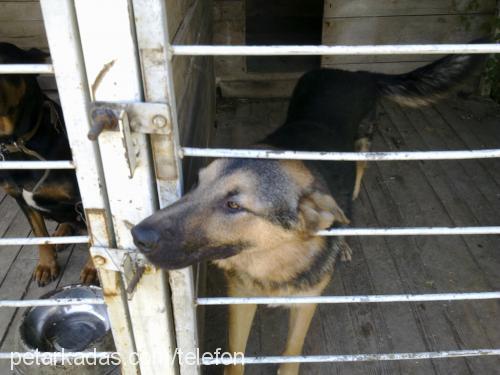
<box><xmin>132</xmin><ymin>158</ymin><xmax>349</xmax><ymax>269</ymax></box>
<box><xmin>0</xmin><ymin>43</ymin><xmax>48</xmax><ymax>136</ymax></box>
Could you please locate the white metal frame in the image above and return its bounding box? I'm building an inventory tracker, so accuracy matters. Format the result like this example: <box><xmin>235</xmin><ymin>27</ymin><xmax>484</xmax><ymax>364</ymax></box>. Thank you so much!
<box><xmin>0</xmin><ymin>1</ymin><xmax>498</xmax><ymax>374</ymax></box>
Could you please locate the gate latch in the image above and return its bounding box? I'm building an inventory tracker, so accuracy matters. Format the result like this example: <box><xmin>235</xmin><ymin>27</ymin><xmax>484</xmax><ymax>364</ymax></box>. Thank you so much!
<box><xmin>90</xmin><ymin>246</ymin><xmax>148</xmax><ymax>299</ymax></box>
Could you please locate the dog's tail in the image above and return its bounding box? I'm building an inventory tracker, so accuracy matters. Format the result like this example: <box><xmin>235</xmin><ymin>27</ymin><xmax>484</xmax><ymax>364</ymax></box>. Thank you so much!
<box><xmin>376</xmin><ymin>38</ymin><xmax>490</xmax><ymax>108</ymax></box>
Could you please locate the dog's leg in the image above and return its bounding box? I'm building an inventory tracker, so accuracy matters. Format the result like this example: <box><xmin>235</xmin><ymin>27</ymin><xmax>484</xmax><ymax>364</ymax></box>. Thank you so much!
<box><xmin>80</xmin><ymin>256</ymin><xmax>98</xmax><ymax>285</ymax></box>
<box><xmin>52</xmin><ymin>222</ymin><xmax>74</xmax><ymax>251</ymax></box>
<box><xmin>278</xmin><ymin>303</ymin><xmax>317</xmax><ymax>375</ymax></box>
<box><xmin>224</xmin><ymin>303</ymin><xmax>257</xmax><ymax>375</ymax></box>
<box><xmin>353</xmin><ymin>137</ymin><xmax>371</xmax><ymax>200</ymax></box>
<box><xmin>17</xmin><ymin>199</ymin><xmax>59</xmax><ymax>286</ymax></box>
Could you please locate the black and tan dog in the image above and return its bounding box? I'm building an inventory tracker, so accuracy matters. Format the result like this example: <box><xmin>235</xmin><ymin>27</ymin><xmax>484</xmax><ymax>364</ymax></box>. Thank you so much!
<box><xmin>0</xmin><ymin>43</ymin><xmax>95</xmax><ymax>286</ymax></box>
<box><xmin>132</xmin><ymin>51</ymin><xmax>485</xmax><ymax>374</ymax></box>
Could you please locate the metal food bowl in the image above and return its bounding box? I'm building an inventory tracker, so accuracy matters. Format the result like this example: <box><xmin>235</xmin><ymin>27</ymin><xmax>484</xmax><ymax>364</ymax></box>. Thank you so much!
<box><xmin>15</xmin><ymin>285</ymin><xmax>118</xmax><ymax>375</ymax></box>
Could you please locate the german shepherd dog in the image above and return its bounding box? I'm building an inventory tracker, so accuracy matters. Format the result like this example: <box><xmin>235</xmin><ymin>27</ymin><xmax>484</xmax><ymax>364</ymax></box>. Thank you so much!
<box><xmin>132</xmin><ymin>51</ymin><xmax>485</xmax><ymax>374</ymax></box>
<box><xmin>0</xmin><ymin>43</ymin><xmax>95</xmax><ymax>286</ymax></box>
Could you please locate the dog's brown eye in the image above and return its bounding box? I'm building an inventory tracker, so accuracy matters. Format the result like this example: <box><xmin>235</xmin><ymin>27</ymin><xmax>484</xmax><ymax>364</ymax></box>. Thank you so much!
<box><xmin>226</xmin><ymin>201</ymin><xmax>240</xmax><ymax>210</ymax></box>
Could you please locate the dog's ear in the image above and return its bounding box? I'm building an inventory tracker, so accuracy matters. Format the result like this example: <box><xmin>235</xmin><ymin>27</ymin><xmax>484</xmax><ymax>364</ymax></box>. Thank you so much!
<box><xmin>298</xmin><ymin>190</ymin><xmax>349</xmax><ymax>233</ymax></box>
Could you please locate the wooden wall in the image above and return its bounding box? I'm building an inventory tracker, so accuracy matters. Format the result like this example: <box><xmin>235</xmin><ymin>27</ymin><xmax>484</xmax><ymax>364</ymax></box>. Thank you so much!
<box><xmin>0</xmin><ymin>1</ymin><xmax>48</xmax><ymax>51</ymax></box>
<box><xmin>322</xmin><ymin>0</ymin><xmax>496</xmax><ymax>73</ymax></box>
<box><xmin>213</xmin><ymin>0</ymin><xmax>303</xmax><ymax>98</ymax></box>
<box><xmin>167</xmin><ymin>0</ymin><xmax>216</xmax><ymax>186</ymax></box>
<box><xmin>213</xmin><ymin>0</ymin><xmax>496</xmax><ymax>97</ymax></box>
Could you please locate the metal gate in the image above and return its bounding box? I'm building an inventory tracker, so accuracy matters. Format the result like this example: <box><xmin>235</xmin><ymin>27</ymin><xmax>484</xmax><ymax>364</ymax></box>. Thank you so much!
<box><xmin>0</xmin><ymin>1</ymin><xmax>499</xmax><ymax>375</ymax></box>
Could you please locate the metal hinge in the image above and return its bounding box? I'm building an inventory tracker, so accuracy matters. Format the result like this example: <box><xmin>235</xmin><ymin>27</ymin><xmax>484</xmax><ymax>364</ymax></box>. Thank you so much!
<box><xmin>90</xmin><ymin>246</ymin><xmax>149</xmax><ymax>299</ymax></box>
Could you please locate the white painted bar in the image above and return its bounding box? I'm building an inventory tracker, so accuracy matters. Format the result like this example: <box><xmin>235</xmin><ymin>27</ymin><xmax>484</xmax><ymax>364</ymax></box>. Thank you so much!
<box><xmin>0</xmin><ymin>352</ymin><xmax>113</xmax><ymax>360</ymax></box>
<box><xmin>0</xmin><ymin>161</ymin><xmax>74</xmax><ymax>169</ymax></box>
<box><xmin>0</xmin><ymin>64</ymin><xmax>54</xmax><ymax>74</ymax></box>
<box><xmin>196</xmin><ymin>292</ymin><xmax>500</xmax><ymax>305</ymax></box>
<box><xmin>133</xmin><ymin>1</ymin><xmax>199</xmax><ymax>374</ymax></box>
<box><xmin>181</xmin><ymin>147</ymin><xmax>500</xmax><ymax>161</ymax></box>
<box><xmin>0</xmin><ymin>298</ymin><xmax>104</xmax><ymax>308</ymax></box>
<box><xmin>0</xmin><ymin>236</ymin><xmax>88</xmax><ymax>246</ymax></box>
<box><xmin>171</xmin><ymin>43</ymin><xmax>500</xmax><ymax>56</ymax></box>
<box><xmin>40</xmin><ymin>1</ymin><xmax>140</xmax><ymax>374</ymax></box>
<box><xmin>317</xmin><ymin>226</ymin><xmax>500</xmax><ymax>236</ymax></box>
<box><xmin>75</xmin><ymin>1</ymin><xmax>176</xmax><ymax>374</ymax></box>
<box><xmin>201</xmin><ymin>349</ymin><xmax>500</xmax><ymax>366</ymax></box>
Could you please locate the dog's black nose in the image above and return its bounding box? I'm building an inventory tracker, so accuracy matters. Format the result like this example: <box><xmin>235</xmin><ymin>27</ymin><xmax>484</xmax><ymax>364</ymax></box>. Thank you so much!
<box><xmin>131</xmin><ymin>225</ymin><xmax>160</xmax><ymax>253</ymax></box>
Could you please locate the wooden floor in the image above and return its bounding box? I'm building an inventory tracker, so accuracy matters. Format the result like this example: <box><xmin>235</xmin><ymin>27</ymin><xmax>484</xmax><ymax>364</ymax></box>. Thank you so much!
<box><xmin>203</xmin><ymin>96</ymin><xmax>500</xmax><ymax>375</ymax></box>
<box><xmin>0</xmin><ymin>198</ymin><xmax>89</xmax><ymax>373</ymax></box>
<box><xmin>0</xmin><ymin>96</ymin><xmax>498</xmax><ymax>374</ymax></box>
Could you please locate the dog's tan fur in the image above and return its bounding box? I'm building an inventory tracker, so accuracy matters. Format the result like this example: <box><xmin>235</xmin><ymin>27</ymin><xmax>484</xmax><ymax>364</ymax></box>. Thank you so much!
<box><xmin>191</xmin><ymin>160</ymin><xmax>349</xmax><ymax>375</ymax></box>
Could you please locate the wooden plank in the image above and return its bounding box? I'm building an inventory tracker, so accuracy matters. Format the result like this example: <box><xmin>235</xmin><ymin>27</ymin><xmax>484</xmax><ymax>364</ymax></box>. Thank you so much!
<box><xmin>0</xmin><ymin>1</ymin><xmax>42</xmax><ymax>22</ymax></box>
<box><xmin>172</xmin><ymin>0</ymin><xmax>213</xmax><ymax>103</ymax></box>
<box><xmin>213</xmin><ymin>1</ymin><xmax>246</xmax><ymax>85</ymax></box>
<box><xmin>0</xmin><ymin>209</ymin><xmax>31</xmax><ymax>285</ymax></box>
<box><xmin>321</xmin><ymin>15</ymin><xmax>492</xmax><ymax>65</ymax></box>
<box><xmin>379</xmin><ymin>101</ymin><xmax>500</xmax><ymax>373</ymax></box>
<box><xmin>0</xmin><ymin>243</ymin><xmax>75</xmax><ymax>375</ymax></box>
<box><xmin>214</xmin><ymin>0</ymin><xmax>244</xmax><ymax>22</ymax></box>
<box><xmin>350</xmin><ymin>195</ymin><xmax>433</xmax><ymax>374</ymax></box>
<box><xmin>165</xmin><ymin>0</ymin><xmax>196</xmax><ymax>41</ymax></box>
<box><xmin>0</xmin><ymin>2</ymin><xmax>42</xmax><ymax>21</ymax></box>
<box><xmin>362</xmin><ymin>121</ymin><xmax>475</xmax><ymax>374</ymax></box>
<box><xmin>436</xmin><ymin>98</ymin><xmax>500</xmax><ymax>185</ymax></box>
<box><xmin>324</xmin><ymin>0</ymin><xmax>496</xmax><ymax>18</ymax></box>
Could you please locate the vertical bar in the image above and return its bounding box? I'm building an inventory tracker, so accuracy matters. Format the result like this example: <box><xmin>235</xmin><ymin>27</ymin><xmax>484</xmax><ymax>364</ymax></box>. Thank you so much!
<box><xmin>39</xmin><ymin>1</ymin><xmax>139</xmax><ymax>374</ymax></box>
<box><xmin>73</xmin><ymin>1</ymin><xmax>176</xmax><ymax>374</ymax></box>
<box><xmin>132</xmin><ymin>1</ymin><xmax>200</xmax><ymax>374</ymax></box>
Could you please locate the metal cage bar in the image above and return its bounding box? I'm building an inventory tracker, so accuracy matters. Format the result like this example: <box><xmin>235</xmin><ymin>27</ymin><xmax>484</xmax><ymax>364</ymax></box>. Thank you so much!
<box><xmin>0</xmin><ymin>298</ymin><xmax>104</xmax><ymax>307</ymax></box>
<box><xmin>201</xmin><ymin>349</ymin><xmax>500</xmax><ymax>366</ymax></box>
<box><xmin>0</xmin><ymin>236</ymin><xmax>88</xmax><ymax>246</ymax></box>
<box><xmin>196</xmin><ymin>292</ymin><xmax>500</xmax><ymax>306</ymax></box>
<box><xmin>170</xmin><ymin>43</ymin><xmax>500</xmax><ymax>56</ymax></box>
<box><xmin>0</xmin><ymin>161</ymin><xmax>74</xmax><ymax>169</ymax></box>
<box><xmin>132</xmin><ymin>1</ymin><xmax>200</xmax><ymax>374</ymax></box>
<box><xmin>317</xmin><ymin>226</ymin><xmax>500</xmax><ymax>236</ymax></box>
<box><xmin>181</xmin><ymin>147</ymin><xmax>500</xmax><ymax>161</ymax></box>
<box><xmin>0</xmin><ymin>64</ymin><xmax>54</xmax><ymax>74</ymax></box>
<box><xmin>40</xmin><ymin>1</ymin><xmax>140</xmax><ymax>373</ymax></box>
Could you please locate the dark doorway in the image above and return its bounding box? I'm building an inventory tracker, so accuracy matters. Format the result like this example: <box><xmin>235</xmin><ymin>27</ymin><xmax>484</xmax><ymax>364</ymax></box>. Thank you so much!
<box><xmin>245</xmin><ymin>0</ymin><xmax>324</xmax><ymax>73</ymax></box>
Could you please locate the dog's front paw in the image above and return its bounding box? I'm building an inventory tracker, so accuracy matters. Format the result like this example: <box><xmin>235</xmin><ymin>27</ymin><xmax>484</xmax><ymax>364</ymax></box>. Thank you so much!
<box><xmin>278</xmin><ymin>363</ymin><xmax>300</xmax><ymax>375</ymax></box>
<box><xmin>80</xmin><ymin>258</ymin><xmax>99</xmax><ymax>285</ymax></box>
<box><xmin>33</xmin><ymin>259</ymin><xmax>60</xmax><ymax>287</ymax></box>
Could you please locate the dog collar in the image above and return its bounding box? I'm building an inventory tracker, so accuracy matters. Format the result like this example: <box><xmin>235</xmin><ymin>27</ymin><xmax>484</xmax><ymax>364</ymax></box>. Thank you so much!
<box><xmin>0</xmin><ymin>100</ymin><xmax>60</xmax><ymax>160</ymax></box>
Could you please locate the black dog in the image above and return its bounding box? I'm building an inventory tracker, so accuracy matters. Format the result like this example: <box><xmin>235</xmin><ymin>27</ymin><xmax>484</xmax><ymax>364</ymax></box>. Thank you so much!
<box><xmin>0</xmin><ymin>43</ymin><xmax>95</xmax><ymax>286</ymax></box>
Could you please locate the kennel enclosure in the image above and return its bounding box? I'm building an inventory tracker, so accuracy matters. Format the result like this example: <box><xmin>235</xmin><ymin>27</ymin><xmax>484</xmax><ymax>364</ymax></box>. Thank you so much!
<box><xmin>0</xmin><ymin>0</ymin><xmax>499</xmax><ymax>374</ymax></box>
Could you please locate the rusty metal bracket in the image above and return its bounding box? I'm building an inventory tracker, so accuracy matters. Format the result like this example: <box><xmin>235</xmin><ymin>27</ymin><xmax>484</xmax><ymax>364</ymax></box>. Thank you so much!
<box><xmin>88</xmin><ymin>102</ymin><xmax>172</xmax><ymax>140</ymax></box>
<box><xmin>90</xmin><ymin>246</ymin><xmax>149</xmax><ymax>299</ymax></box>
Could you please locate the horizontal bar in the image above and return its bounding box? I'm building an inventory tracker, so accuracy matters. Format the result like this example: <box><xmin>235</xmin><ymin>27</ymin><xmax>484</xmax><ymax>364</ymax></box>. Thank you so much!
<box><xmin>171</xmin><ymin>43</ymin><xmax>500</xmax><ymax>56</ymax></box>
<box><xmin>0</xmin><ymin>161</ymin><xmax>75</xmax><ymax>170</ymax></box>
<box><xmin>202</xmin><ymin>349</ymin><xmax>500</xmax><ymax>366</ymax></box>
<box><xmin>318</xmin><ymin>226</ymin><xmax>500</xmax><ymax>236</ymax></box>
<box><xmin>196</xmin><ymin>291</ymin><xmax>500</xmax><ymax>305</ymax></box>
<box><xmin>0</xmin><ymin>236</ymin><xmax>89</xmax><ymax>246</ymax></box>
<box><xmin>0</xmin><ymin>298</ymin><xmax>105</xmax><ymax>308</ymax></box>
<box><xmin>0</xmin><ymin>64</ymin><xmax>54</xmax><ymax>74</ymax></box>
<box><xmin>0</xmin><ymin>351</ymin><xmax>113</xmax><ymax>360</ymax></box>
<box><xmin>181</xmin><ymin>147</ymin><xmax>500</xmax><ymax>161</ymax></box>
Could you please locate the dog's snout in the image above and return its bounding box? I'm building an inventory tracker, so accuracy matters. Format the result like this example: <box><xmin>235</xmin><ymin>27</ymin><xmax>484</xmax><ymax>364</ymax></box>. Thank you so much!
<box><xmin>131</xmin><ymin>225</ymin><xmax>160</xmax><ymax>253</ymax></box>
